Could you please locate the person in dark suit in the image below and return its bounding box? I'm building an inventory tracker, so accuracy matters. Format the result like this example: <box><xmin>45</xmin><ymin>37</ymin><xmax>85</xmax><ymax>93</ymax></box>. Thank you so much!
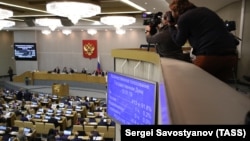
<box><xmin>89</xmin><ymin>125</ymin><xmax>100</xmax><ymax>137</ymax></box>
<box><xmin>23</xmin><ymin>89</ymin><xmax>32</xmax><ymax>101</ymax></box>
<box><xmin>20</xmin><ymin>114</ymin><xmax>29</xmax><ymax>121</ymax></box>
<box><xmin>7</xmin><ymin>66</ymin><xmax>14</xmax><ymax>81</ymax></box>
<box><xmin>48</xmin><ymin>114</ymin><xmax>59</xmax><ymax>128</ymax></box>
<box><xmin>71</xmin><ymin>132</ymin><xmax>84</xmax><ymax>141</ymax></box>
<box><xmin>2</xmin><ymin>127</ymin><xmax>12</xmax><ymax>141</ymax></box>
<box><xmin>98</xmin><ymin>118</ymin><xmax>115</xmax><ymax>126</ymax></box>
<box><xmin>16</xmin><ymin>89</ymin><xmax>24</xmax><ymax>100</ymax></box>
<box><xmin>47</xmin><ymin>128</ymin><xmax>56</xmax><ymax>141</ymax></box>
<box><xmin>53</xmin><ymin>67</ymin><xmax>60</xmax><ymax>74</ymax></box>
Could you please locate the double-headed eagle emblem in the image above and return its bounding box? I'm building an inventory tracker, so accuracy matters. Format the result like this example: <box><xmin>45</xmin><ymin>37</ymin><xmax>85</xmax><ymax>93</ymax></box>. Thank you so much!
<box><xmin>83</xmin><ymin>43</ymin><xmax>95</xmax><ymax>56</ymax></box>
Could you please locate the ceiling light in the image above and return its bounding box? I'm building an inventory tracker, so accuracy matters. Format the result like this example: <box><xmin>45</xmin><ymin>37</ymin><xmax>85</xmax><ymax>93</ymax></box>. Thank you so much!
<box><xmin>0</xmin><ymin>8</ymin><xmax>13</xmax><ymax>19</ymax></box>
<box><xmin>41</xmin><ymin>30</ymin><xmax>51</xmax><ymax>35</ymax></box>
<box><xmin>87</xmin><ymin>29</ymin><xmax>97</xmax><ymax>35</ymax></box>
<box><xmin>62</xmin><ymin>29</ymin><xmax>72</xmax><ymax>35</ymax></box>
<box><xmin>46</xmin><ymin>1</ymin><xmax>101</xmax><ymax>24</ymax></box>
<box><xmin>100</xmin><ymin>16</ymin><xmax>136</xmax><ymax>29</ymax></box>
<box><xmin>120</xmin><ymin>0</ymin><xmax>146</xmax><ymax>11</ymax></box>
<box><xmin>116</xmin><ymin>29</ymin><xmax>126</xmax><ymax>35</ymax></box>
<box><xmin>35</xmin><ymin>18</ymin><xmax>62</xmax><ymax>31</ymax></box>
<box><xmin>0</xmin><ymin>20</ymin><xmax>15</xmax><ymax>30</ymax></box>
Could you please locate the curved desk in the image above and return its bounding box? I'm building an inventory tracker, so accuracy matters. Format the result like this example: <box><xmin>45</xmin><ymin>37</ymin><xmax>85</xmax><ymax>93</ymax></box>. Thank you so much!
<box><xmin>13</xmin><ymin>71</ymin><xmax>107</xmax><ymax>91</ymax></box>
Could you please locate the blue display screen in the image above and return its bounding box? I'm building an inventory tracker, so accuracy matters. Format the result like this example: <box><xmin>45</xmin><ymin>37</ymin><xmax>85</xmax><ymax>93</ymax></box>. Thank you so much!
<box><xmin>107</xmin><ymin>72</ymin><xmax>157</xmax><ymax>125</ymax></box>
<box><xmin>14</xmin><ymin>43</ymin><xmax>37</xmax><ymax>61</ymax></box>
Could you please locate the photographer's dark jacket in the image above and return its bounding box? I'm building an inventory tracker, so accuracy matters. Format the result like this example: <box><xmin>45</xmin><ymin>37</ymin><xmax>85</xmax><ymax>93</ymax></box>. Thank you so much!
<box><xmin>146</xmin><ymin>25</ymin><xmax>185</xmax><ymax>60</ymax></box>
<box><xmin>169</xmin><ymin>7</ymin><xmax>237</xmax><ymax>56</ymax></box>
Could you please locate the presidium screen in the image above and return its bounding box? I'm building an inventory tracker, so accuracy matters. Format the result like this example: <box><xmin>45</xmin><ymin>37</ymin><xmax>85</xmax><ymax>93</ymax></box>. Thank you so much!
<box><xmin>107</xmin><ymin>71</ymin><xmax>157</xmax><ymax>125</ymax></box>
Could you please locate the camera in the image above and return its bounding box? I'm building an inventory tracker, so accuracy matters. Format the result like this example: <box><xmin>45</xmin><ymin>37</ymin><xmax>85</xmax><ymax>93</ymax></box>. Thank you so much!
<box><xmin>142</xmin><ymin>12</ymin><xmax>163</xmax><ymax>27</ymax></box>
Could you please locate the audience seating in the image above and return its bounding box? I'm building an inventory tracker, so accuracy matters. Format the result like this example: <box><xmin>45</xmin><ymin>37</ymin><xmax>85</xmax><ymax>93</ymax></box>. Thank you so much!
<box><xmin>72</xmin><ymin>125</ymin><xmax>84</xmax><ymax>133</ymax></box>
<box><xmin>24</xmin><ymin>121</ymin><xmax>35</xmax><ymax>129</ymax></box>
<box><xmin>97</xmin><ymin>126</ymin><xmax>109</xmax><ymax>138</ymax></box>
<box><xmin>84</xmin><ymin>125</ymin><xmax>94</xmax><ymax>133</ymax></box>
<box><xmin>35</xmin><ymin>122</ymin><xmax>46</xmax><ymax>136</ymax></box>
<box><xmin>44</xmin><ymin>123</ymin><xmax>60</xmax><ymax>132</ymax></box>
<box><xmin>106</xmin><ymin>126</ymin><xmax>115</xmax><ymax>139</ymax></box>
<box><xmin>14</xmin><ymin>120</ymin><xmax>24</xmax><ymax>128</ymax></box>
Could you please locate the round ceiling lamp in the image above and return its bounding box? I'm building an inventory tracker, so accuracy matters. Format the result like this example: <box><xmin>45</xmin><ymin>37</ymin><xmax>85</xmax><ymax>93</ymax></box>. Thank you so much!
<box><xmin>87</xmin><ymin>29</ymin><xmax>97</xmax><ymax>35</ymax></box>
<box><xmin>0</xmin><ymin>20</ymin><xmax>15</xmax><ymax>30</ymax></box>
<box><xmin>35</xmin><ymin>18</ymin><xmax>62</xmax><ymax>31</ymax></box>
<box><xmin>46</xmin><ymin>1</ymin><xmax>101</xmax><ymax>24</ymax></box>
<box><xmin>116</xmin><ymin>29</ymin><xmax>126</xmax><ymax>35</ymax></box>
<box><xmin>100</xmin><ymin>16</ymin><xmax>136</xmax><ymax>29</ymax></box>
<box><xmin>62</xmin><ymin>29</ymin><xmax>72</xmax><ymax>35</ymax></box>
<box><xmin>41</xmin><ymin>30</ymin><xmax>51</xmax><ymax>35</ymax></box>
<box><xmin>0</xmin><ymin>8</ymin><xmax>13</xmax><ymax>19</ymax></box>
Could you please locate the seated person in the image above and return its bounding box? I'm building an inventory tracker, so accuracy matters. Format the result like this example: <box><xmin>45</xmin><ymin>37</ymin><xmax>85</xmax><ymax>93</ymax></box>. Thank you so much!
<box><xmin>20</xmin><ymin>114</ymin><xmax>29</xmax><ymax>121</ymax></box>
<box><xmin>48</xmin><ymin>114</ymin><xmax>59</xmax><ymax>128</ymax></box>
<box><xmin>53</xmin><ymin>66</ymin><xmax>60</xmax><ymax>74</ymax></box>
<box><xmin>81</xmin><ymin>68</ymin><xmax>87</xmax><ymax>74</ymax></box>
<box><xmin>62</xmin><ymin>67</ymin><xmax>68</xmax><ymax>74</ymax></box>
<box><xmin>71</xmin><ymin>132</ymin><xmax>84</xmax><ymax>141</ymax></box>
<box><xmin>2</xmin><ymin>127</ymin><xmax>12</xmax><ymax>141</ymax></box>
<box><xmin>97</xmin><ymin>118</ymin><xmax>115</xmax><ymax>126</ymax></box>
<box><xmin>0</xmin><ymin>114</ymin><xmax>6</xmax><ymax>123</ymax></box>
<box><xmin>69</xmin><ymin>68</ymin><xmax>75</xmax><ymax>73</ymax></box>
<box><xmin>47</xmin><ymin>128</ymin><xmax>56</xmax><ymax>141</ymax></box>
<box><xmin>89</xmin><ymin>126</ymin><xmax>100</xmax><ymax>139</ymax></box>
<box><xmin>106</xmin><ymin>119</ymin><xmax>115</xmax><ymax>126</ymax></box>
<box><xmin>88</xmin><ymin>118</ymin><xmax>96</xmax><ymax>123</ymax></box>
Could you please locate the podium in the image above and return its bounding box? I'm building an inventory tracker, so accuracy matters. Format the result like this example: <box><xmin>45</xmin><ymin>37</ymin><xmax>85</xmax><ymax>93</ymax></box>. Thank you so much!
<box><xmin>52</xmin><ymin>83</ymin><xmax>69</xmax><ymax>96</ymax></box>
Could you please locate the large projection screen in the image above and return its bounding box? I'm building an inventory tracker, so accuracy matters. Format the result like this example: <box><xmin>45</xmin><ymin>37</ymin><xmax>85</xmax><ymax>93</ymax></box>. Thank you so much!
<box><xmin>107</xmin><ymin>71</ymin><xmax>157</xmax><ymax>125</ymax></box>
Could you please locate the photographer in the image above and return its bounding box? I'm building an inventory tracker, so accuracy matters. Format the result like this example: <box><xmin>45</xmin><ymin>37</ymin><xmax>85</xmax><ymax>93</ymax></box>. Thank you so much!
<box><xmin>167</xmin><ymin>0</ymin><xmax>238</xmax><ymax>82</ymax></box>
<box><xmin>145</xmin><ymin>12</ymin><xmax>189</xmax><ymax>62</ymax></box>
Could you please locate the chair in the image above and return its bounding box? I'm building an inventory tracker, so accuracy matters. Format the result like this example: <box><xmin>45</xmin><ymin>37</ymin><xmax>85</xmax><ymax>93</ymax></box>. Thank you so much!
<box><xmin>24</xmin><ymin>121</ymin><xmax>35</xmax><ymax>129</ymax></box>
<box><xmin>107</xmin><ymin>126</ymin><xmax>115</xmax><ymax>139</ymax></box>
<box><xmin>72</xmin><ymin>125</ymin><xmax>84</xmax><ymax>133</ymax></box>
<box><xmin>97</xmin><ymin>126</ymin><xmax>109</xmax><ymax>138</ymax></box>
<box><xmin>44</xmin><ymin>123</ymin><xmax>60</xmax><ymax>133</ymax></box>
<box><xmin>84</xmin><ymin>125</ymin><xmax>94</xmax><ymax>133</ymax></box>
<box><xmin>35</xmin><ymin>122</ymin><xmax>45</xmax><ymax>136</ymax></box>
<box><xmin>14</xmin><ymin>120</ymin><xmax>24</xmax><ymax>128</ymax></box>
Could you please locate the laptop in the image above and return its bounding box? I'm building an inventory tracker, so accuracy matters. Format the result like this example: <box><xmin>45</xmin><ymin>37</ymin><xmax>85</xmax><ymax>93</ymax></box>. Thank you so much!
<box><xmin>34</xmin><ymin>114</ymin><xmax>41</xmax><ymax>119</ymax></box>
<box><xmin>76</xmin><ymin>106</ymin><xmax>82</xmax><ymax>109</ymax></box>
<box><xmin>65</xmin><ymin>111</ymin><xmax>72</xmax><ymax>114</ymax></box>
<box><xmin>23</xmin><ymin>128</ymin><xmax>31</xmax><ymax>134</ymax></box>
<box><xmin>44</xmin><ymin>116</ymin><xmax>51</xmax><ymax>120</ymax></box>
<box><xmin>0</xmin><ymin>126</ymin><xmax>7</xmax><ymax>131</ymax></box>
<box><xmin>47</xmin><ymin>109</ymin><xmax>53</xmax><ymax>113</ymax></box>
<box><xmin>55</xmin><ymin>116</ymin><xmax>61</xmax><ymax>120</ymax></box>
<box><xmin>63</xmin><ymin>130</ymin><xmax>71</xmax><ymax>136</ymax></box>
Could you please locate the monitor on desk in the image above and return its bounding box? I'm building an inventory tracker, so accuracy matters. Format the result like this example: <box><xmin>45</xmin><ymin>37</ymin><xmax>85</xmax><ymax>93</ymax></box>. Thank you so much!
<box><xmin>0</xmin><ymin>126</ymin><xmax>6</xmax><ymax>131</ymax></box>
<box><xmin>47</xmin><ymin>109</ymin><xmax>53</xmax><ymax>113</ymax></box>
<box><xmin>55</xmin><ymin>116</ymin><xmax>61</xmax><ymax>120</ymax></box>
<box><xmin>63</xmin><ymin>130</ymin><xmax>71</xmax><ymax>136</ymax></box>
<box><xmin>34</xmin><ymin>114</ymin><xmax>41</xmax><ymax>119</ymax></box>
<box><xmin>23</xmin><ymin>128</ymin><xmax>31</xmax><ymax>134</ymax></box>
<box><xmin>76</xmin><ymin>106</ymin><xmax>82</xmax><ymax>109</ymax></box>
<box><xmin>44</xmin><ymin>116</ymin><xmax>51</xmax><ymax>120</ymax></box>
<box><xmin>38</xmin><ymin>108</ymin><xmax>44</xmax><ymax>112</ymax></box>
<box><xmin>65</xmin><ymin>111</ymin><xmax>72</xmax><ymax>114</ymax></box>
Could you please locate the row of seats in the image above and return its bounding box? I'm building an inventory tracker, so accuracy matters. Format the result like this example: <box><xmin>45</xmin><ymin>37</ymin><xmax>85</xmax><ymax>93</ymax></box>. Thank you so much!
<box><xmin>72</xmin><ymin>125</ymin><xmax>115</xmax><ymax>139</ymax></box>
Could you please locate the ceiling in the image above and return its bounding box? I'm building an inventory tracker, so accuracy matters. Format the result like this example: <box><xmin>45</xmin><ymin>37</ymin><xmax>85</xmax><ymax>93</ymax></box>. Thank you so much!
<box><xmin>0</xmin><ymin>0</ymin><xmax>240</xmax><ymax>31</ymax></box>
